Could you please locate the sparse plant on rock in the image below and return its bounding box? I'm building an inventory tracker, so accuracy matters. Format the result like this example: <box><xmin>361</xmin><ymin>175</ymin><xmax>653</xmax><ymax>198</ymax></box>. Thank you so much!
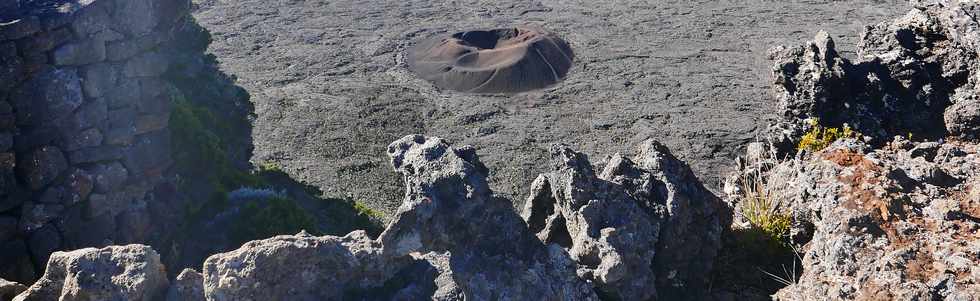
<box><xmin>796</xmin><ymin>118</ymin><xmax>861</xmax><ymax>153</ymax></box>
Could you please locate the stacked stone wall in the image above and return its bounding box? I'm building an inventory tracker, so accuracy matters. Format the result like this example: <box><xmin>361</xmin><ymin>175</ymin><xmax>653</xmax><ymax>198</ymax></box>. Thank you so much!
<box><xmin>0</xmin><ymin>0</ymin><xmax>189</xmax><ymax>283</ymax></box>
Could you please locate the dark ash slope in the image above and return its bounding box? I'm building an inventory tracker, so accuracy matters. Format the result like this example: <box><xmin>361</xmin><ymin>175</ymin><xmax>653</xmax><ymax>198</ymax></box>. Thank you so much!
<box><xmin>192</xmin><ymin>0</ymin><xmax>908</xmax><ymax>217</ymax></box>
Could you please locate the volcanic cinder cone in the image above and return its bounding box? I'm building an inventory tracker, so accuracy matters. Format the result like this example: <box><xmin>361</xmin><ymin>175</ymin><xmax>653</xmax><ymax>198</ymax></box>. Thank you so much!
<box><xmin>407</xmin><ymin>27</ymin><xmax>575</xmax><ymax>94</ymax></box>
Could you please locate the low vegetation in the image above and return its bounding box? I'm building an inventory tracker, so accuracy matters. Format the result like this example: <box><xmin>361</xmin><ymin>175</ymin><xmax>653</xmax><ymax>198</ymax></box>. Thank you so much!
<box><xmin>168</xmin><ymin>85</ymin><xmax>382</xmax><ymax>252</ymax></box>
<box><xmin>711</xmin><ymin>145</ymin><xmax>799</xmax><ymax>297</ymax></box>
<box><xmin>796</xmin><ymin>118</ymin><xmax>860</xmax><ymax>152</ymax></box>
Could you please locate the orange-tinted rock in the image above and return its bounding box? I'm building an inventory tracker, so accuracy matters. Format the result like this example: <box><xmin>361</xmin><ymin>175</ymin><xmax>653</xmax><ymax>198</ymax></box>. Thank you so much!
<box><xmin>408</xmin><ymin>27</ymin><xmax>574</xmax><ymax>94</ymax></box>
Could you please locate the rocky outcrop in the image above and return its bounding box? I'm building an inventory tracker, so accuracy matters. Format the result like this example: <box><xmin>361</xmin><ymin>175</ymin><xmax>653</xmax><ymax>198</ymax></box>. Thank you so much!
<box><xmin>521</xmin><ymin>140</ymin><xmax>726</xmax><ymax>300</ymax></box>
<box><xmin>202</xmin><ymin>230</ymin><xmax>413</xmax><ymax>300</ymax></box>
<box><xmin>0</xmin><ymin>0</ymin><xmax>191</xmax><ymax>283</ymax></box>
<box><xmin>380</xmin><ymin>135</ymin><xmax>598</xmax><ymax>300</ymax></box>
<box><xmin>13</xmin><ymin>244</ymin><xmax>169</xmax><ymax>301</ymax></box>
<box><xmin>758</xmin><ymin>138</ymin><xmax>980</xmax><ymax>300</ymax></box>
<box><xmin>722</xmin><ymin>1</ymin><xmax>980</xmax><ymax>299</ymax></box>
<box><xmin>766</xmin><ymin>0</ymin><xmax>980</xmax><ymax>150</ymax></box>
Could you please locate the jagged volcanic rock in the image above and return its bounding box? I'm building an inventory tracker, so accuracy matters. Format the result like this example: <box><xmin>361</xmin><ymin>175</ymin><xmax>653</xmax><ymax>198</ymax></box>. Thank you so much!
<box><xmin>380</xmin><ymin>134</ymin><xmax>597</xmax><ymax>300</ymax></box>
<box><xmin>767</xmin><ymin>0</ymin><xmax>980</xmax><ymax>150</ymax></box>
<box><xmin>757</xmin><ymin>138</ymin><xmax>980</xmax><ymax>300</ymax></box>
<box><xmin>521</xmin><ymin>140</ymin><xmax>726</xmax><ymax>300</ymax></box>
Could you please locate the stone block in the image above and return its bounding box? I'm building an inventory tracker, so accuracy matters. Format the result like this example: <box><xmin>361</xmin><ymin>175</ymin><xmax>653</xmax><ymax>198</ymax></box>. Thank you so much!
<box><xmin>68</xmin><ymin>145</ymin><xmax>123</xmax><ymax>164</ymax></box>
<box><xmin>108</xmin><ymin>106</ymin><xmax>137</xmax><ymax>128</ymax></box>
<box><xmin>70</xmin><ymin>3</ymin><xmax>112</xmax><ymax>38</ymax></box>
<box><xmin>135</xmin><ymin>113</ymin><xmax>169</xmax><ymax>134</ymax></box>
<box><xmin>84</xmin><ymin>191</ymin><xmax>130</xmax><ymax>220</ymax></box>
<box><xmin>11</xmin><ymin>68</ymin><xmax>83</xmax><ymax>125</ymax></box>
<box><xmin>122</xmin><ymin>131</ymin><xmax>171</xmax><ymax>178</ymax></box>
<box><xmin>89</xmin><ymin>162</ymin><xmax>128</xmax><ymax>193</ymax></box>
<box><xmin>16</xmin><ymin>146</ymin><xmax>68</xmax><ymax>190</ymax></box>
<box><xmin>105</xmin><ymin>77</ymin><xmax>139</xmax><ymax>109</ymax></box>
<box><xmin>105</xmin><ymin>127</ymin><xmax>136</xmax><ymax>146</ymax></box>
<box><xmin>64</xmin><ymin>128</ymin><xmax>103</xmax><ymax>151</ymax></box>
<box><xmin>52</xmin><ymin>39</ymin><xmax>106</xmax><ymax>66</ymax></box>
<box><xmin>80</xmin><ymin>63</ymin><xmax>118</xmax><ymax>98</ymax></box>
<box><xmin>105</xmin><ymin>32</ymin><xmax>164</xmax><ymax>61</ymax></box>
<box><xmin>113</xmin><ymin>0</ymin><xmax>160</xmax><ymax>37</ymax></box>
<box><xmin>123</xmin><ymin>51</ymin><xmax>169</xmax><ymax>77</ymax></box>
<box><xmin>71</xmin><ymin>97</ymin><xmax>108</xmax><ymax>130</ymax></box>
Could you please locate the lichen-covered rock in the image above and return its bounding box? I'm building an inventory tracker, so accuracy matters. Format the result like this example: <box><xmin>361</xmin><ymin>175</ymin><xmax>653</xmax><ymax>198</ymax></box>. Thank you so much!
<box><xmin>769</xmin><ymin>139</ymin><xmax>980</xmax><ymax>300</ymax></box>
<box><xmin>202</xmin><ymin>230</ymin><xmax>413</xmax><ymax>301</ymax></box>
<box><xmin>522</xmin><ymin>140</ymin><xmax>725</xmax><ymax>300</ymax></box>
<box><xmin>380</xmin><ymin>135</ymin><xmax>597</xmax><ymax>301</ymax></box>
<box><xmin>13</xmin><ymin>244</ymin><xmax>169</xmax><ymax>301</ymax></box>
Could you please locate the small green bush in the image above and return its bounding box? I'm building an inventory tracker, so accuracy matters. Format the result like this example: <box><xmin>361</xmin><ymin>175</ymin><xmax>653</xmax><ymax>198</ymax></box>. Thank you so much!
<box><xmin>796</xmin><ymin>118</ymin><xmax>860</xmax><ymax>152</ymax></box>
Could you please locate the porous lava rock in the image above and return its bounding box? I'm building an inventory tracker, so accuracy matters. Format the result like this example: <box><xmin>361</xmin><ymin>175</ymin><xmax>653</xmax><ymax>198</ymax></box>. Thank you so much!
<box><xmin>522</xmin><ymin>140</ymin><xmax>726</xmax><ymax>300</ymax></box>
<box><xmin>751</xmin><ymin>138</ymin><xmax>980</xmax><ymax>300</ymax></box>
<box><xmin>766</xmin><ymin>0</ymin><xmax>980</xmax><ymax>150</ymax></box>
<box><xmin>407</xmin><ymin>27</ymin><xmax>574</xmax><ymax>94</ymax></box>
<box><xmin>13</xmin><ymin>244</ymin><xmax>169</xmax><ymax>301</ymax></box>
<box><xmin>379</xmin><ymin>135</ymin><xmax>597</xmax><ymax>300</ymax></box>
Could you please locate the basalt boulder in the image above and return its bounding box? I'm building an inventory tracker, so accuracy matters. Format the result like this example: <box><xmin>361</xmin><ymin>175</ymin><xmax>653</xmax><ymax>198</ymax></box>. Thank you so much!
<box><xmin>522</xmin><ymin>140</ymin><xmax>727</xmax><ymax>300</ymax></box>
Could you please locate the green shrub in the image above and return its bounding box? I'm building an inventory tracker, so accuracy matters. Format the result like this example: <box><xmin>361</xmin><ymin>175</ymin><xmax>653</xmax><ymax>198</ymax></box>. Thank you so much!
<box><xmin>229</xmin><ymin>196</ymin><xmax>319</xmax><ymax>246</ymax></box>
<box><xmin>796</xmin><ymin>118</ymin><xmax>860</xmax><ymax>152</ymax></box>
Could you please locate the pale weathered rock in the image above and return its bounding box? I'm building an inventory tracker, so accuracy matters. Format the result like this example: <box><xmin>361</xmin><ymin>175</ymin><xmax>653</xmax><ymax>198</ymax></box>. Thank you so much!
<box><xmin>14</xmin><ymin>244</ymin><xmax>169</xmax><ymax>301</ymax></box>
<box><xmin>380</xmin><ymin>135</ymin><xmax>597</xmax><ymax>301</ymax></box>
<box><xmin>202</xmin><ymin>230</ymin><xmax>412</xmax><ymax>301</ymax></box>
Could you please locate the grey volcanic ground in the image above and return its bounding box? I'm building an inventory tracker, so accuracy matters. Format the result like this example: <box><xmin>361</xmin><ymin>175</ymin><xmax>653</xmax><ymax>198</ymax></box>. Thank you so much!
<box><xmin>192</xmin><ymin>0</ymin><xmax>907</xmax><ymax>218</ymax></box>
